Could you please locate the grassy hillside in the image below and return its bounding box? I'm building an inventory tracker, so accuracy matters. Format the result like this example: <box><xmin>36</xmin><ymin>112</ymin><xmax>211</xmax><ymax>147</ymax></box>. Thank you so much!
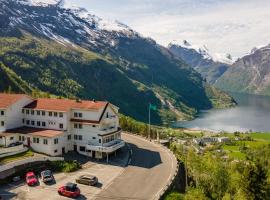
<box><xmin>0</xmin><ymin>34</ymin><xmax>235</xmax><ymax>124</ymax></box>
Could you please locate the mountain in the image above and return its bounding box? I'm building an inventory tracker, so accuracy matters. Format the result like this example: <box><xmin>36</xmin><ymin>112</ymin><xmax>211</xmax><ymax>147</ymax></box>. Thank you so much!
<box><xmin>215</xmin><ymin>44</ymin><xmax>270</xmax><ymax>96</ymax></box>
<box><xmin>168</xmin><ymin>40</ymin><xmax>232</xmax><ymax>84</ymax></box>
<box><xmin>0</xmin><ymin>0</ymin><xmax>235</xmax><ymax>124</ymax></box>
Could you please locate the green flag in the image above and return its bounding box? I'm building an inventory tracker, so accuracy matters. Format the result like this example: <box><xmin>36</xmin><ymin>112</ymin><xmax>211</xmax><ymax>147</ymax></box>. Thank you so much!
<box><xmin>149</xmin><ymin>103</ymin><xmax>157</xmax><ymax>111</ymax></box>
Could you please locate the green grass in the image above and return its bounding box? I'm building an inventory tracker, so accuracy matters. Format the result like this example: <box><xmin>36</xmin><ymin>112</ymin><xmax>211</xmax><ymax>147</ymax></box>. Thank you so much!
<box><xmin>0</xmin><ymin>150</ymin><xmax>34</xmax><ymax>164</ymax></box>
<box><xmin>250</xmin><ymin>133</ymin><xmax>270</xmax><ymax>141</ymax></box>
<box><xmin>222</xmin><ymin>145</ymin><xmax>246</xmax><ymax>160</ymax></box>
<box><xmin>49</xmin><ymin>160</ymin><xmax>81</xmax><ymax>173</ymax></box>
<box><xmin>164</xmin><ymin>190</ymin><xmax>184</xmax><ymax>200</ymax></box>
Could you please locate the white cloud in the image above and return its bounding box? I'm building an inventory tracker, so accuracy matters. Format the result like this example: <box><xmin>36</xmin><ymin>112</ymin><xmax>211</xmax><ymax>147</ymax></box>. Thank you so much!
<box><xmin>67</xmin><ymin>0</ymin><xmax>270</xmax><ymax>58</ymax></box>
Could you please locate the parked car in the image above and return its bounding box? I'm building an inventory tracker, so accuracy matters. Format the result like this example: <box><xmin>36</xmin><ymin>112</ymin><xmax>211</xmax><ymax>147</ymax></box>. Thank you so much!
<box><xmin>26</xmin><ymin>172</ymin><xmax>38</xmax><ymax>186</ymax></box>
<box><xmin>58</xmin><ymin>183</ymin><xmax>80</xmax><ymax>198</ymax></box>
<box><xmin>76</xmin><ymin>174</ymin><xmax>98</xmax><ymax>186</ymax></box>
<box><xmin>40</xmin><ymin>170</ymin><xmax>54</xmax><ymax>183</ymax></box>
<box><xmin>8</xmin><ymin>142</ymin><xmax>22</xmax><ymax>147</ymax></box>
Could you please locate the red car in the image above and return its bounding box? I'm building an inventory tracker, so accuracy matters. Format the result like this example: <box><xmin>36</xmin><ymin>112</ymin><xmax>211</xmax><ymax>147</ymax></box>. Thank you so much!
<box><xmin>58</xmin><ymin>183</ymin><xmax>80</xmax><ymax>198</ymax></box>
<box><xmin>26</xmin><ymin>172</ymin><xmax>38</xmax><ymax>186</ymax></box>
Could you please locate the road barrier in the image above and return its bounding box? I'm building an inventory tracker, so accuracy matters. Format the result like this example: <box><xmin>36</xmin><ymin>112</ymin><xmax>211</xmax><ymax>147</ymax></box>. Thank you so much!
<box><xmin>0</xmin><ymin>147</ymin><xmax>28</xmax><ymax>158</ymax></box>
<box><xmin>0</xmin><ymin>156</ymin><xmax>64</xmax><ymax>173</ymax></box>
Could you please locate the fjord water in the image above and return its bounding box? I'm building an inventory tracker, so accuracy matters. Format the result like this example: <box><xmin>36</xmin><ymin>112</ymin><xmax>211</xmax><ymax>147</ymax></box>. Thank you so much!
<box><xmin>174</xmin><ymin>93</ymin><xmax>270</xmax><ymax>132</ymax></box>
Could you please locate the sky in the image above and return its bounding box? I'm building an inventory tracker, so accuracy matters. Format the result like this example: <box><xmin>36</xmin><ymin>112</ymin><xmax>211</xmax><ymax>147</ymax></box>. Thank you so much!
<box><xmin>65</xmin><ymin>0</ymin><xmax>270</xmax><ymax>58</ymax></box>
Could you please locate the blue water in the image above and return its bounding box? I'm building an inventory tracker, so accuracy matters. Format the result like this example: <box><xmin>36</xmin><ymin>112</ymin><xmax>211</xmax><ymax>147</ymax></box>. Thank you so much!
<box><xmin>174</xmin><ymin>93</ymin><xmax>270</xmax><ymax>132</ymax></box>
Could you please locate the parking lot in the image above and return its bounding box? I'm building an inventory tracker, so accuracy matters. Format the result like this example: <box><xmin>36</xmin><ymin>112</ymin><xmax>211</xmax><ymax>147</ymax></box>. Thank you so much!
<box><xmin>0</xmin><ymin>148</ymin><xmax>129</xmax><ymax>200</ymax></box>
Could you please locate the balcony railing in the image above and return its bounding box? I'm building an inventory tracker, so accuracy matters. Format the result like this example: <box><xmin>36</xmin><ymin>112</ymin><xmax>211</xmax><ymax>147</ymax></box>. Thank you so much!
<box><xmin>86</xmin><ymin>139</ymin><xmax>125</xmax><ymax>153</ymax></box>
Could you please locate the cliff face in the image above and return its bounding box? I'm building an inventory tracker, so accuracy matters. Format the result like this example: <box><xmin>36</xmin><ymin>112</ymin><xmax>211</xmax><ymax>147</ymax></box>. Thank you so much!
<box><xmin>215</xmin><ymin>45</ymin><xmax>270</xmax><ymax>96</ymax></box>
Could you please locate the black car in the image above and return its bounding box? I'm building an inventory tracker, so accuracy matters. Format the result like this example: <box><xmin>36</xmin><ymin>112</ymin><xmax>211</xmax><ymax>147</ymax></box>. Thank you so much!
<box><xmin>40</xmin><ymin>170</ymin><xmax>54</xmax><ymax>183</ymax></box>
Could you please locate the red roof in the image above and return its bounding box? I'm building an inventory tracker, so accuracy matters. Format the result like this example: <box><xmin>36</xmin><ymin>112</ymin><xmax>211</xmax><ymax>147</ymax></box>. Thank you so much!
<box><xmin>24</xmin><ymin>98</ymin><xmax>108</xmax><ymax>112</ymax></box>
<box><xmin>5</xmin><ymin>127</ymin><xmax>63</xmax><ymax>138</ymax></box>
<box><xmin>0</xmin><ymin>93</ymin><xmax>29</xmax><ymax>109</ymax></box>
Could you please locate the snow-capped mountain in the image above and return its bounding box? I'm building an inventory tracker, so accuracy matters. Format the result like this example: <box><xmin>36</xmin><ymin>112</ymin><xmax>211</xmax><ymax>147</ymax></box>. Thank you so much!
<box><xmin>1</xmin><ymin>0</ymin><xmax>138</xmax><ymax>52</ymax></box>
<box><xmin>168</xmin><ymin>40</ymin><xmax>231</xmax><ymax>84</ymax></box>
<box><xmin>0</xmin><ymin>0</ymin><xmax>236</xmax><ymax>123</ymax></box>
<box><xmin>171</xmin><ymin>40</ymin><xmax>234</xmax><ymax>65</ymax></box>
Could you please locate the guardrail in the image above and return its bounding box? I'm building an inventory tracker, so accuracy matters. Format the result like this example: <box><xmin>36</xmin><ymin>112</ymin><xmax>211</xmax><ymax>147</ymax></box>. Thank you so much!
<box><xmin>0</xmin><ymin>156</ymin><xmax>64</xmax><ymax>173</ymax></box>
<box><xmin>0</xmin><ymin>144</ymin><xmax>24</xmax><ymax>155</ymax></box>
<box><xmin>123</xmin><ymin>132</ymin><xmax>179</xmax><ymax>200</ymax></box>
<box><xmin>0</xmin><ymin>147</ymin><xmax>28</xmax><ymax>158</ymax></box>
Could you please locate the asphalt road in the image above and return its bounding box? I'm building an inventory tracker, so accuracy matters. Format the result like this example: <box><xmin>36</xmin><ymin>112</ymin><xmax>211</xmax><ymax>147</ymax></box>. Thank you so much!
<box><xmin>94</xmin><ymin>133</ymin><xmax>178</xmax><ymax>200</ymax></box>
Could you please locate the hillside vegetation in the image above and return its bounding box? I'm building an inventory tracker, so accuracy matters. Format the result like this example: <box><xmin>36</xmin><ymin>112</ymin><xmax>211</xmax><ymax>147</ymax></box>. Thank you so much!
<box><xmin>0</xmin><ymin>34</ymin><xmax>235</xmax><ymax>124</ymax></box>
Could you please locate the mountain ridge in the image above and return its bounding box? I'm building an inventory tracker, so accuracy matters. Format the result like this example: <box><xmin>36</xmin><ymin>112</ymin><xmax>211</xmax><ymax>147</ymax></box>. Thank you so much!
<box><xmin>0</xmin><ymin>0</ymin><xmax>236</xmax><ymax>124</ymax></box>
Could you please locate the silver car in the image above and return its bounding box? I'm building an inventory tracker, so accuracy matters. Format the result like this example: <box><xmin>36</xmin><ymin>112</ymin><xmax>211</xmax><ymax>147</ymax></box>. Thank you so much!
<box><xmin>76</xmin><ymin>175</ymin><xmax>98</xmax><ymax>186</ymax></box>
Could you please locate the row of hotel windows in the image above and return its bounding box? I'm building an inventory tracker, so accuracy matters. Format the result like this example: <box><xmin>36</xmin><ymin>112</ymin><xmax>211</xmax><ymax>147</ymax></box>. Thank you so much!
<box><xmin>23</xmin><ymin>119</ymin><xmax>64</xmax><ymax>129</ymax></box>
<box><xmin>33</xmin><ymin>137</ymin><xmax>59</xmax><ymax>145</ymax></box>
<box><xmin>22</xmin><ymin>109</ymin><xmax>64</xmax><ymax>118</ymax></box>
<box><xmin>18</xmin><ymin>135</ymin><xmax>59</xmax><ymax>145</ymax></box>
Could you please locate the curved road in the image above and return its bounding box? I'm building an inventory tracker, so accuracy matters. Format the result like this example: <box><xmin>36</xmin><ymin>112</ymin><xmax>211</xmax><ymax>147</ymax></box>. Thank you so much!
<box><xmin>95</xmin><ymin>133</ymin><xmax>178</xmax><ymax>200</ymax></box>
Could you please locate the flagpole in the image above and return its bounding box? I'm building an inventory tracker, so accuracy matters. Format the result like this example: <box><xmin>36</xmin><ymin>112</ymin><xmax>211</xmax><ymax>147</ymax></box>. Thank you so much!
<box><xmin>148</xmin><ymin>103</ymin><xmax>151</xmax><ymax>139</ymax></box>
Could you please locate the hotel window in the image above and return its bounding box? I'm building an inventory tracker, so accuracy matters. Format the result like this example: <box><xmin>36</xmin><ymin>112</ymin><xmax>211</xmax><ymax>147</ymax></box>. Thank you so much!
<box><xmin>33</xmin><ymin>137</ymin><xmax>39</xmax><ymax>143</ymax></box>
<box><xmin>37</xmin><ymin>111</ymin><xmax>40</xmax><ymax>115</ymax></box>
<box><xmin>79</xmin><ymin>146</ymin><xmax>86</xmax><ymax>152</ymax></box>
<box><xmin>26</xmin><ymin>120</ymin><xmax>30</xmax><ymax>125</ymax></box>
<box><xmin>74</xmin><ymin>124</ymin><xmax>78</xmax><ymax>129</ymax></box>
<box><xmin>22</xmin><ymin>109</ymin><xmax>24</xmax><ymax>114</ymax></box>
<box><xmin>43</xmin><ymin>139</ymin><xmax>48</xmax><ymax>145</ymax></box>
<box><xmin>31</xmin><ymin>110</ymin><xmax>34</xmax><ymax>115</ymax></box>
<box><xmin>99</xmin><ymin>139</ymin><xmax>101</xmax><ymax>143</ymax></box>
<box><xmin>37</xmin><ymin>121</ymin><xmax>41</xmax><ymax>126</ymax></box>
<box><xmin>79</xmin><ymin>124</ymin><xmax>82</xmax><ymax>129</ymax></box>
<box><xmin>22</xmin><ymin>119</ymin><xmax>25</xmax><ymax>124</ymax></box>
<box><xmin>1</xmin><ymin>110</ymin><xmax>4</xmax><ymax>116</ymax></box>
<box><xmin>78</xmin><ymin>113</ymin><xmax>83</xmax><ymax>118</ymax></box>
<box><xmin>1</xmin><ymin>121</ymin><xmax>4</xmax><ymax>126</ymax></box>
<box><xmin>49</xmin><ymin>112</ymin><xmax>52</xmax><ymax>117</ymax></box>
<box><xmin>19</xmin><ymin>136</ymin><xmax>25</xmax><ymax>141</ymax></box>
<box><xmin>54</xmin><ymin>149</ymin><xmax>57</xmax><ymax>153</ymax></box>
<box><xmin>42</xmin><ymin>111</ymin><xmax>45</xmax><ymax>116</ymax></box>
<box><xmin>74</xmin><ymin>112</ymin><xmax>78</xmax><ymax>117</ymax></box>
<box><xmin>92</xmin><ymin>137</ymin><xmax>96</xmax><ymax>139</ymax></box>
<box><xmin>59</xmin><ymin>113</ymin><xmax>63</xmax><ymax>118</ymax></box>
<box><xmin>26</xmin><ymin>110</ymin><xmax>29</xmax><ymax>115</ymax></box>
<box><xmin>31</xmin><ymin>121</ymin><xmax>35</xmax><ymax>126</ymax></box>
<box><xmin>59</xmin><ymin>123</ymin><xmax>63</xmax><ymax>129</ymax></box>
<box><xmin>74</xmin><ymin>135</ymin><xmax>78</xmax><ymax>140</ymax></box>
<box><xmin>10</xmin><ymin>137</ymin><xmax>14</xmax><ymax>140</ymax></box>
<box><xmin>92</xmin><ymin>125</ymin><xmax>96</xmax><ymax>128</ymax></box>
<box><xmin>54</xmin><ymin>112</ymin><xmax>58</xmax><ymax>117</ymax></box>
<box><xmin>68</xmin><ymin>135</ymin><xmax>71</xmax><ymax>140</ymax></box>
<box><xmin>42</xmin><ymin>122</ymin><xmax>46</xmax><ymax>127</ymax></box>
<box><xmin>78</xmin><ymin>135</ymin><xmax>82</xmax><ymax>140</ymax></box>
<box><xmin>54</xmin><ymin>138</ymin><xmax>58</xmax><ymax>144</ymax></box>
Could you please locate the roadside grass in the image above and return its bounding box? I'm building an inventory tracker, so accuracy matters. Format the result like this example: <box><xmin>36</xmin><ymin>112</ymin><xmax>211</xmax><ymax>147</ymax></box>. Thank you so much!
<box><xmin>49</xmin><ymin>160</ymin><xmax>81</xmax><ymax>173</ymax></box>
<box><xmin>164</xmin><ymin>190</ymin><xmax>184</xmax><ymax>200</ymax></box>
<box><xmin>0</xmin><ymin>150</ymin><xmax>34</xmax><ymax>164</ymax></box>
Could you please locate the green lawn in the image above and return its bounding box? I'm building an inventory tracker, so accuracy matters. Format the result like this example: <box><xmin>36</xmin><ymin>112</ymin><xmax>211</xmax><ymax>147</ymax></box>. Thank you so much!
<box><xmin>250</xmin><ymin>133</ymin><xmax>270</xmax><ymax>141</ymax></box>
<box><xmin>0</xmin><ymin>150</ymin><xmax>34</xmax><ymax>164</ymax></box>
<box><xmin>222</xmin><ymin>145</ymin><xmax>246</xmax><ymax>160</ymax></box>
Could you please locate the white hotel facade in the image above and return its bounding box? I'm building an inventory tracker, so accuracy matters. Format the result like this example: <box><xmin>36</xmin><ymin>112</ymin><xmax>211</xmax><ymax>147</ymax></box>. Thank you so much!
<box><xmin>0</xmin><ymin>93</ymin><xmax>124</xmax><ymax>159</ymax></box>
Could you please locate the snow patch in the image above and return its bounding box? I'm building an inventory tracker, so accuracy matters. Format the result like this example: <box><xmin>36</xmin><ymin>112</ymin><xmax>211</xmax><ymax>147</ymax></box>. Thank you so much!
<box><xmin>170</xmin><ymin>40</ymin><xmax>235</xmax><ymax>65</ymax></box>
